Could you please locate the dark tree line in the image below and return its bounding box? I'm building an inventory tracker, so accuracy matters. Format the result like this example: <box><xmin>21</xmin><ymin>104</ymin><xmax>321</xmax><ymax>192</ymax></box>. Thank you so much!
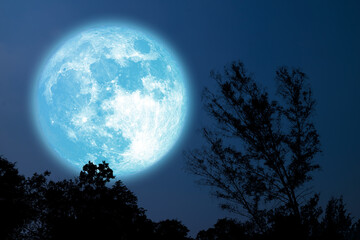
<box><xmin>1</xmin><ymin>155</ymin><xmax>359</xmax><ymax>240</ymax></box>
<box><xmin>0</xmin><ymin>156</ymin><xmax>191</xmax><ymax>240</ymax></box>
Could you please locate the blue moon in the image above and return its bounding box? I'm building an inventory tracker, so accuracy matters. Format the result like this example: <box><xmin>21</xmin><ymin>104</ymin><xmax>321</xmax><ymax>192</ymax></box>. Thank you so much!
<box><xmin>33</xmin><ymin>22</ymin><xmax>188</xmax><ymax>178</ymax></box>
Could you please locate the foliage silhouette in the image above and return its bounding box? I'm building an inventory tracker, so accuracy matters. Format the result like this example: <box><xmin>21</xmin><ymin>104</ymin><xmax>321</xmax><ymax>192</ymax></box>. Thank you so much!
<box><xmin>197</xmin><ymin>201</ymin><xmax>360</xmax><ymax>240</ymax></box>
<box><xmin>185</xmin><ymin>61</ymin><xmax>321</xmax><ymax>231</ymax></box>
<box><xmin>0</xmin><ymin>156</ymin><xmax>29</xmax><ymax>240</ymax></box>
<box><xmin>0</xmin><ymin>159</ymin><xmax>191</xmax><ymax>240</ymax></box>
<box><xmin>24</xmin><ymin>161</ymin><xmax>154</xmax><ymax>240</ymax></box>
<box><xmin>0</xmin><ymin>155</ymin><xmax>360</xmax><ymax>239</ymax></box>
<box><xmin>154</xmin><ymin>219</ymin><xmax>191</xmax><ymax>240</ymax></box>
<box><xmin>320</xmin><ymin>196</ymin><xmax>353</xmax><ymax>240</ymax></box>
<box><xmin>196</xmin><ymin>218</ymin><xmax>255</xmax><ymax>240</ymax></box>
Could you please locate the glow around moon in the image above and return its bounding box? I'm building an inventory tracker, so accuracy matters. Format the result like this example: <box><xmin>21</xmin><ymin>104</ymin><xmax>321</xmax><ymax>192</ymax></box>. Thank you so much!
<box><xmin>33</xmin><ymin>22</ymin><xmax>188</xmax><ymax>178</ymax></box>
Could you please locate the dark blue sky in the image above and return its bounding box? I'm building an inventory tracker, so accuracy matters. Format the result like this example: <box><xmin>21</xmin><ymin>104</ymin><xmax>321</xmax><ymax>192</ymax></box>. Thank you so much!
<box><xmin>1</xmin><ymin>0</ymin><xmax>360</xmax><ymax>235</ymax></box>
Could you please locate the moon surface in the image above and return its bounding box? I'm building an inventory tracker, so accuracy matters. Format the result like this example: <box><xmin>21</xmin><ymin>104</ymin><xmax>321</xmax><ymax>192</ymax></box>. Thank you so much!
<box><xmin>33</xmin><ymin>23</ymin><xmax>187</xmax><ymax>177</ymax></box>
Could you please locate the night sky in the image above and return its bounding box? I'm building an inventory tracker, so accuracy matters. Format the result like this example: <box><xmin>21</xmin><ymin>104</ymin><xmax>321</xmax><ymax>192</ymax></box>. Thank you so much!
<box><xmin>1</xmin><ymin>0</ymin><xmax>360</xmax><ymax>236</ymax></box>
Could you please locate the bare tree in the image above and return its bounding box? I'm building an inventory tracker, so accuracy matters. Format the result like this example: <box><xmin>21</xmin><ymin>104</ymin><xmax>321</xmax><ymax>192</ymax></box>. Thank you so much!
<box><xmin>185</xmin><ymin>61</ymin><xmax>321</xmax><ymax>231</ymax></box>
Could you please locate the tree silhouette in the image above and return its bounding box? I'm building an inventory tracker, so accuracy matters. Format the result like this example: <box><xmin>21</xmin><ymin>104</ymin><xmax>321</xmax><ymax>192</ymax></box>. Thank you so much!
<box><xmin>196</xmin><ymin>197</ymin><xmax>360</xmax><ymax>240</ymax></box>
<box><xmin>185</xmin><ymin>61</ymin><xmax>321</xmax><ymax>231</ymax></box>
<box><xmin>196</xmin><ymin>218</ymin><xmax>255</xmax><ymax>240</ymax></box>
<box><xmin>154</xmin><ymin>219</ymin><xmax>191</xmax><ymax>240</ymax></box>
<box><xmin>350</xmin><ymin>219</ymin><xmax>360</xmax><ymax>240</ymax></box>
<box><xmin>299</xmin><ymin>194</ymin><xmax>323</xmax><ymax>239</ymax></box>
<box><xmin>78</xmin><ymin>161</ymin><xmax>114</xmax><ymax>187</ymax></box>
<box><xmin>320</xmin><ymin>196</ymin><xmax>353</xmax><ymax>240</ymax></box>
<box><xmin>0</xmin><ymin>156</ymin><xmax>29</xmax><ymax>239</ymax></box>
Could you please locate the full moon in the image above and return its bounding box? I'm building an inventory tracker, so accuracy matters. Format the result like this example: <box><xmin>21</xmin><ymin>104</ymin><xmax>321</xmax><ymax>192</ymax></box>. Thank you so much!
<box><xmin>33</xmin><ymin>22</ymin><xmax>187</xmax><ymax>177</ymax></box>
